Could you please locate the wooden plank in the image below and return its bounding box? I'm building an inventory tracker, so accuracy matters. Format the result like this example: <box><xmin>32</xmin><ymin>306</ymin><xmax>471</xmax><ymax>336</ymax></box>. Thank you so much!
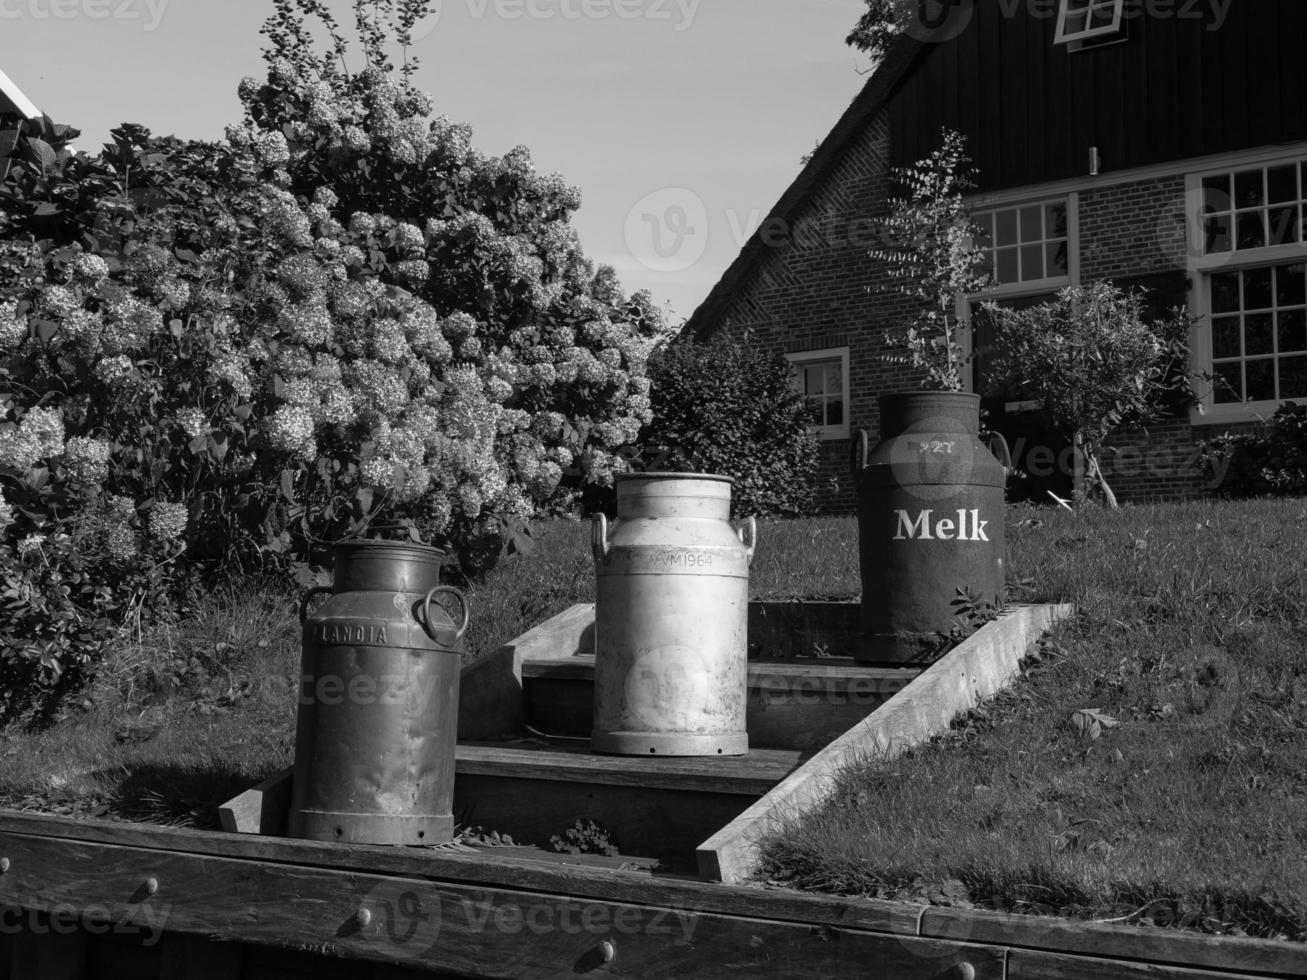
<box><xmin>1007</xmin><ymin>946</ymin><xmax>1281</xmax><ymax>980</ymax></box>
<box><xmin>0</xmin><ymin>834</ymin><xmax>1004</xmax><ymax>980</ymax></box>
<box><xmin>923</xmin><ymin>908</ymin><xmax>1307</xmax><ymax>980</ymax></box>
<box><xmin>696</xmin><ymin>603</ymin><xmax>1075</xmax><ymax>884</ymax></box>
<box><xmin>217</xmin><ymin>769</ymin><xmax>292</xmax><ymax>837</ymax></box>
<box><xmin>456</xmin><ymin>741</ymin><xmax>805</xmax><ymax>796</ymax></box>
<box><xmin>458</xmin><ymin>603</ymin><xmax>594</xmax><ymax>740</ymax></box>
<box><xmin>0</xmin><ymin>812</ymin><xmax>925</xmax><ymax>939</ymax></box>
<box><xmin>455</xmin><ymin>775</ymin><xmax>755</xmax><ymax>875</ymax></box>
<box><xmin>523</xmin><ymin>656</ymin><xmax>917</xmax><ymax>694</ymax></box>
<box><xmin>160</xmin><ymin>934</ymin><xmax>243</xmax><ymax>979</ymax></box>
<box><xmin>8</xmin><ymin>928</ymin><xmax>87</xmax><ymax>979</ymax></box>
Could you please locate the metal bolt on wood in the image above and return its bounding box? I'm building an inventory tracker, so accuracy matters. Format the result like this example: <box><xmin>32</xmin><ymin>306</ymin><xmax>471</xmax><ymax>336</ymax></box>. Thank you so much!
<box><xmin>356</xmin><ymin>907</ymin><xmax>372</xmax><ymax>928</ymax></box>
<box><xmin>599</xmin><ymin>940</ymin><xmax>615</xmax><ymax>963</ymax></box>
<box><xmin>144</xmin><ymin>877</ymin><xmax>158</xmax><ymax>896</ymax></box>
<box><xmin>0</xmin><ymin>857</ymin><xmax>8</xmax><ymax>873</ymax></box>
<box><xmin>956</xmin><ymin>962</ymin><xmax>976</xmax><ymax>980</ymax></box>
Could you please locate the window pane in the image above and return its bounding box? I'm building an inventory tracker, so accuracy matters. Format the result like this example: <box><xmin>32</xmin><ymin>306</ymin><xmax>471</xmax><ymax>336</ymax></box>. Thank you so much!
<box><xmin>996</xmin><ymin>247</ymin><xmax>1019</xmax><ymax>283</ymax></box>
<box><xmin>1065</xmin><ymin>10</ymin><xmax>1091</xmax><ymax>33</ymax></box>
<box><xmin>827</xmin><ymin>399</ymin><xmax>844</xmax><ymax>427</ymax></box>
<box><xmin>1245</xmin><ymin>313</ymin><xmax>1274</xmax><ymax>356</ymax></box>
<box><xmin>1237</xmin><ymin>211</ymin><xmax>1266</xmax><ymax>250</ymax></box>
<box><xmin>804</xmin><ymin>365</ymin><xmax>823</xmax><ymax>395</ymax></box>
<box><xmin>1234</xmin><ymin>169</ymin><xmax>1265</xmax><ymax>209</ymax></box>
<box><xmin>1020</xmin><ymin>244</ymin><xmax>1045</xmax><ymax>280</ymax></box>
<box><xmin>1213</xmin><ymin>362</ymin><xmax>1243</xmax><ymax>403</ymax></box>
<box><xmin>1045</xmin><ymin>202</ymin><xmax>1068</xmax><ymax>238</ymax></box>
<box><xmin>1278</xmin><ymin>310</ymin><xmax>1306</xmax><ymax>353</ymax></box>
<box><xmin>1246</xmin><ymin>359</ymin><xmax>1275</xmax><ymax>401</ymax></box>
<box><xmin>974</xmin><ymin>212</ymin><xmax>994</xmax><ymax>248</ymax></box>
<box><xmin>995</xmin><ymin>209</ymin><xmax>1018</xmax><ymax>247</ymax></box>
<box><xmin>1202</xmin><ymin>173</ymin><xmax>1231</xmax><ymax>211</ymax></box>
<box><xmin>1276</xmin><ymin>263</ymin><xmax>1306</xmax><ymax>307</ymax></box>
<box><xmin>1046</xmin><ymin>241</ymin><xmax>1069</xmax><ymax>277</ymax></box>
<box><xmin>1269</xmin><ymin>206</ymin><xmax>1300</xmax><ymax>246</ymax></box>
<box><xmin>1204</xmin><ymin>214</ymin><xmax>1232</xmax><ymax>253</ymax></box>
<box><xmin>1268</xmin><ymin>165</ymin><xmax>1299</xmax><ymax>204</ymax></box>
<box><xmin>1212</xmin><ymin>317</ymin><xmax>1242</xmax><ymax>359</ymax></box>
<box><xmin>1019</xmin><ymin>206</ymin><xmax>1043</xmax><ymax>243</ymax></box>
<box><xmin>1089</xmin><ymin>4</ymin><xmax>1116</xmax><ymax>29</ymax></box>
<box><xmin>825</xmin><ymin>365</ymin><xmax>843</xmax><ymax>393</ymax></box>
<box><xmin>1244</xmin><ymin>267</ymin><xmax>1273</xmax><ymax>309</ymax></box>
<box><xmin>1211</xmin><ymin>270</ymin><xmax>1241</xmax><ymax>313</ymax></box>
<box><xmin>1282</xmin><ymin>357</ymin><xmax>1307</xmax><ymax>399</ymax></box>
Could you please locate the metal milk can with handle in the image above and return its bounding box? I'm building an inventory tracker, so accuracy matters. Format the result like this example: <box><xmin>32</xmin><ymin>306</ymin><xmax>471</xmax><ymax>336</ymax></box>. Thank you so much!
<box><xmin>851</xmin><ymin>392</ymin><xmax>1008</xmax><ymax>664</ymax></box>
<box><xmin>591</xmin><ymin>472</ymin><xmax>756</xmax><ymax>757</ymax></box>
<box><xmin>290</xmin><ymin>540</ymin><xmax>468</xmax><ymax>845</ymax></box>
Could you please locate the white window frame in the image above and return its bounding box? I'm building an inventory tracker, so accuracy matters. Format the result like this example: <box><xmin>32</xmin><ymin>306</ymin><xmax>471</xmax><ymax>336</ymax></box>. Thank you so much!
<box><xmin>787</xmin><ymin>347</ymin><xmax>850</xmax><ymax>440</ymax></box>
<box><xmin>971</xmin><ymin>194</ymin><xmax>1078</xmax><ymax>300</ymax></box>
<box><xmin>1054</xmin><ymin>0</ymin><xmax>1125</xmax><ymax>47</ymax></box>
<box><xmin>960</xmin><ymin>193</ymin><xmax>1080</xmax><ymax>392</ymax></box>
<box><xmin>1186</xmin><ymin>152</ymin><xmax>1307</xmax><ymax>423</ymax></box>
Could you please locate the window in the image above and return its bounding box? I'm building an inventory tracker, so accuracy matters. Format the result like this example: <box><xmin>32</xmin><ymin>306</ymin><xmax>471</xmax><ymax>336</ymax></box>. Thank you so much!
<box><xmin>787</xmin><ymin>348</ymin><xmax>849</xmax><ymax>440</ymax></box>
<box><xmin>1201</xmin><ymin>162</ymin><xmax>1307</xmax><ymax>254</ymax></box>
<box><xmin>1208</xmin><ymin>262</ymin><xmax>1307</xmax><ymax>404</ymax></box>
<box><xmin>1055</xmin><ymin>0</ymin><xmax>1125</xmax><ymax>46</ymax></box>
<box><xmin>1191</xmin><ymin>153</ymin><xmax>1307</xmax><ymax>417</ymax></box>
<box><xmin>974</xmin><ymin>199</ymin><xmax>1071</xmax><ymax>287</ymax></box>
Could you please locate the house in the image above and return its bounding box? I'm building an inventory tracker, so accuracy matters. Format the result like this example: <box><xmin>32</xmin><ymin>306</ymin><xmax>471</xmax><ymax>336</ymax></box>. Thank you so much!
<box><xmin>685</xmin><ymin>0</ymin><xmax>1307</xmax><ymax>508</ymax></box>
<box><xmin>0</xmin><ymin>68</ymin><xmax>41</xmax><ymax>123</ymax></box>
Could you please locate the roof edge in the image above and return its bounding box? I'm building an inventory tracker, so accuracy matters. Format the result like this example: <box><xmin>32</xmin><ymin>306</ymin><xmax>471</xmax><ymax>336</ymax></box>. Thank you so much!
<box><xmin>682</xmin><ymin>34</ymin><xmax>924</xmax><ymax>342</ymax></box>
<box><xmin>0</xmin><ymin>67</ymin><xmax>41</xmax><ymax>121</ymax></box>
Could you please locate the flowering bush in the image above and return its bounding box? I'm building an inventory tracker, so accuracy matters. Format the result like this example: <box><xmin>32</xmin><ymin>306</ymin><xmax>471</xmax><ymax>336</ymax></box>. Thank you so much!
<box><xmin>0</xmin><ymin>0</ymin><xmax>667</xmax><ymax>722</ymax></box>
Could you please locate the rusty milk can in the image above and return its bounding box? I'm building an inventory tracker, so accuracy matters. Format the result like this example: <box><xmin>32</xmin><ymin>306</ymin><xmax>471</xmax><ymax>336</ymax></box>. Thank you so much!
<box><xmin>591</xmin><ymin>473</ymin><xmax>756</xmax><ymax>756</ymax></box>
<box><xmin>290</xmin><ymin>540</ymin><xmax>468</xmax><ymax>845</ymax></box>
<box><xmin>851</xmin><ymin>392</ymin><xmax>1007</xmax><ymax>664</ymax></box>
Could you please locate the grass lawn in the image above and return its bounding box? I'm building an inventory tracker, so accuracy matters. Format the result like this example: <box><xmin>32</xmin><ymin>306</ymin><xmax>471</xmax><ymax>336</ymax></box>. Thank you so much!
<box><xmin>0</xmin><ymin>499</ymin><xmax>1303</xmax><ymax>944</ymax></box>
<box><xmin>761</xmin><ymin>498</ymin><xmax>1307</xmax><ymax>942</ymax></box>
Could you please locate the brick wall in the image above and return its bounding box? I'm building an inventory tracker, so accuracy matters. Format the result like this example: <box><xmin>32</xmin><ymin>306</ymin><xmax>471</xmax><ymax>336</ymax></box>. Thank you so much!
<box><xmin>703</xmin><ymin>128</ymin><xmax>1248</xmax><ymax>509</ymax></box>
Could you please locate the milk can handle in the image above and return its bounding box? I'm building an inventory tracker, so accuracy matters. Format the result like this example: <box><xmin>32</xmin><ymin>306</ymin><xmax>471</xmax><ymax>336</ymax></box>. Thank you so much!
<box><xmin>591</xmin><ymin>513</ymin><xmax>610</xmax><ymax>564</ymax></box>
<box><xmin>423</xmin><ymin>586</ymin><xmax>470</xmax><ymax>642</ymax></box>
<box><xmin>734</xmin><ymin>516</ymin><xmax>758</xmax><ymax>566</ymax></box>
<box><xmin>298</xmin><ymin>586</ymin><xmax>334</xmax><ymax>624</ymax></box>
<box><xmin>983</xmin><ymin>430</ymin><xmax>1013</xmax><ymax>475</ymax></box>
<box><xmin>849</xmin><ymin>429</ymin><xmax>870</xmax><ymax>477</ymax></box>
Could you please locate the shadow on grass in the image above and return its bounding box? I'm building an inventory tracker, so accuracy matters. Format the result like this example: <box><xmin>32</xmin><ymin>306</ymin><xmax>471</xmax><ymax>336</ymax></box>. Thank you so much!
<box><xmin>103</xmin><ymin>761</ymin><xmax>278</xmax><ymax>830</ymax></box>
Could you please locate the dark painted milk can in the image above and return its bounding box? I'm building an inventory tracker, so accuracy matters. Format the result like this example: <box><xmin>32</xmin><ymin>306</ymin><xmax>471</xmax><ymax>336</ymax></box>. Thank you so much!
<box><xmin>591</xmin><ymin>473</ymin><xmax>756</xmax><ymax>756</ymax></box>
<box><xmin>290</xmin><ymin>540</ymin><xmax>468</xmax><ymax>845</ymax></box>
<box><xmin>851</xmin><ymin>392</ymin><xmax>1007</xmax><ymax>663</ymax></box>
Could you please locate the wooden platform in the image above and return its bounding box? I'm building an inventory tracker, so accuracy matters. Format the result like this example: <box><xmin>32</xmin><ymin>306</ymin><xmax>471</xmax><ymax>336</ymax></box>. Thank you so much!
<box><xmin>7</xmin><ymin>599</ymin><xmax>1303</xmax><ymax>977</ymax></box>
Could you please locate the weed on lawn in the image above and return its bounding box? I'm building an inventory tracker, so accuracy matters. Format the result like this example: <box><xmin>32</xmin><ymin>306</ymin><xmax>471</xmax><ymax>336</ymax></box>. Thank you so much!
<box><xmin>760</xmin><ymin>498</ymin><xmax>1307</xmax><ymax>941</ymax></box>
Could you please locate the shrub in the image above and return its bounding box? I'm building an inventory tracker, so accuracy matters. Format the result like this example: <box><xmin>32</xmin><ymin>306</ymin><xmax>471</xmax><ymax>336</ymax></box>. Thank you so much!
<box><xmin>1197</xmin><ymin>402</ymin><xmax>1307</xmax><ymax>497</ymax></box>
<box><xmin>635</xmin><ymin>334</ymin><xmax>820</xmax><ymax>517</ymax></box>
<box><xmin>0</xmin><ymin>0</ymin><xmax>668</xmax><ymax>723</ymax></box>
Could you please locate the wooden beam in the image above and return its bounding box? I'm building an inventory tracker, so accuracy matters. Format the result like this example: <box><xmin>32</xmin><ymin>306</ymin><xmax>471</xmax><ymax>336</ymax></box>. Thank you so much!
<box><xmin>1006</xmin><ymin>947</ymin><xmax>1278</xmax><ymax>980</ymax></box>
<box><xmin>0</xmin><ymin>811</ymin><xmax>924</xmax><ymax>939</ymax></box>
<box><xmin>923</xmin><ymin>907</ymin><xmax>1307</xmax><ymax>980</ymax></box>
<box><xmin>696</xmin><ymin>603</ymin><xmax>1075</xmax><ymax>885</ymax></box>
<box><xmin>457</xmin><ymin>603</ymin><xmax>594</xmax><ymax>740</ymax></box>
<box><xmin>159</xmin><ymin>935</ymin><xmax>243</xmax><ymax>979</ymax></box>
<box><xmin>0</xmin><ymin>834</ymin><xmax>1004</xmax><ymax>980</ymax></box>
<box><xmin>216</xmin><ymin>769</ymin><xmax>292</xmax><ymax>837</ymax></box>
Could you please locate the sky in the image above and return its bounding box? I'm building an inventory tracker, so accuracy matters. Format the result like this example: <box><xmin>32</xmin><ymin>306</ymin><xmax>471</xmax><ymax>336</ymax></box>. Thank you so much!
<box><xmin>1</xmin><ymin>0</ymin><xmax>874</xmax><ymax>325</ymax></box>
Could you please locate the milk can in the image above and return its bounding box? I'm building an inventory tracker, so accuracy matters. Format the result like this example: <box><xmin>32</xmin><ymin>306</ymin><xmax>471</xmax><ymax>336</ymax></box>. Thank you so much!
<box><xmin>591</xmin><ymin>473</ymin><xmax>756</xmax><ymax>756</ymax></box>
<box><xmin>851</xmin><ymin>392</ymin><xmax>1008</xmax><ymax>664</ymax></box>
<box><xmin>290</xmin><ymin>540</ymin><xmax>468</xmax><ymax>845</ymax></box>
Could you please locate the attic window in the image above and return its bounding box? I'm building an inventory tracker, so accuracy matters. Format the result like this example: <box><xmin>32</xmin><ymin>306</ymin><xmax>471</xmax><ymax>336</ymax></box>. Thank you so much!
<box><xmin>1055</xmin><ymin>0</ymin><xmax>1125</xmax><ymax>46</ymax></box>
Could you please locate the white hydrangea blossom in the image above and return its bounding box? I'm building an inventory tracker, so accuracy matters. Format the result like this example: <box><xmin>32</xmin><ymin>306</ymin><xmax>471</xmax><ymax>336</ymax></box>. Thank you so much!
<box><xmin>61</xmin><ymin>436</ymin><xmax>112</xmax><ymax>483</ymax></box>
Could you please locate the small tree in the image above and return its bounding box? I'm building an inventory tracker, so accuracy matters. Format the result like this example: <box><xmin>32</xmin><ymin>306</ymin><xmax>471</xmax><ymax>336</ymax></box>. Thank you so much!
<box><xmin>981</xmin><ymin>282</ymin><xmax>1196</xmax><ymax>508</ymax></box>
<box><xmin>870</xmin><ymin>129</ymin><xmax>992</xmax><ymax>391</ymax></box>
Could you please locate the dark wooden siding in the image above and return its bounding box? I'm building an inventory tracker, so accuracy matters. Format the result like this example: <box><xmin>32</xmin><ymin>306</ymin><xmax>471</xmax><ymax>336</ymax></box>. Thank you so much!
<box><xmin>888</xmin><ymin>0</ymin><xmax>1307</xmax><ymax>190</ymax></box>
